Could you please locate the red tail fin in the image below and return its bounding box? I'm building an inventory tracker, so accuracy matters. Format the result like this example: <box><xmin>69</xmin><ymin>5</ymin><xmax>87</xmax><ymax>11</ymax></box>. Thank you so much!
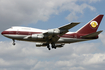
<box><xmin>76</xmin><ymin>15</ymin><xmax>104</xmax><ymax>34</ymax></box>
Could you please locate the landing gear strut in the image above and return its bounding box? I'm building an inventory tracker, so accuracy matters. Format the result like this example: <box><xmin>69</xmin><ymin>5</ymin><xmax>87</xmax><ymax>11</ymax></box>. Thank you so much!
<box><xmin>51</xmin><ymin>43</ymin><xmax>56</xmax><ymax>49</ymax></box>
<box><xmin>12</xmin><ymin>39</ymin><xmax>15</xmax><ymax>45</ymax></box>
<box><xmin>47</xmin><ymin>44</ymin><xmax>51</xmax><ymax>50</ymax></box>
<box><xmin>46</xmin><ymin>43</ymin><xmax>56</xmax><ymax>50</ymax></box>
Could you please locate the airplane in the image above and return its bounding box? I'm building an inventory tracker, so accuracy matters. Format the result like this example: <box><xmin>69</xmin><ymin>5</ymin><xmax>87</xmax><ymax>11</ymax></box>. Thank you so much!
<box><xmin>1</xmin><ymin>15</ymin><xmax>104</xmax><ymax>50</ymax></box>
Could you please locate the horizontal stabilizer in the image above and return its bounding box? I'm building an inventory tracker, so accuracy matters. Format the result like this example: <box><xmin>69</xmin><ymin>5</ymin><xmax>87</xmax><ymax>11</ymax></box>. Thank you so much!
<box><xmin>81</xmin><ymin>30</ymin><xmax>103</xmax><ymax>38</ymax></box>
<box><xmin>59</xmin><ymin>22</ymin><xmax>80</xmax><ymax>30</ymax></box>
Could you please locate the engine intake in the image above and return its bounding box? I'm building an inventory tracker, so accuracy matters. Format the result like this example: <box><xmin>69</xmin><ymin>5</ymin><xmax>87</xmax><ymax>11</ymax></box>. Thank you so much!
<box><xmin>55</xmin><ymin>44</ymin><xmax>64</xmax><ymax>48</ymax></box>
<box><xmin>36</xmin><ymin>43</ymin><xmax>47</xmax><ymax>47</ymax></box>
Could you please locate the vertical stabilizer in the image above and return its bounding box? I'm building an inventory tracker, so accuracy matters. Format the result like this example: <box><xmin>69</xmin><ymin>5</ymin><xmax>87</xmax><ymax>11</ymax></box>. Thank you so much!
<box><xmin>76</xmin><ymin>15</ymin><xmax>104</xmax><ymax>34</ymax></box>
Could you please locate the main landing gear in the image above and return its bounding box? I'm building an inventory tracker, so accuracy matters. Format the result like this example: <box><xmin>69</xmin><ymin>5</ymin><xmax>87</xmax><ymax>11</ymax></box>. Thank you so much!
<box><xmin>47</xmin><ymin>44</ymin><xmax>51</xmax><ymax>50</ymax></box>
<box><xmin>12</xmin><ymin>39</ymin><xmax>16</xmax><ymax>45</ymax></box>
<box><xmin>51</xmin><ymin>43</ymin><xmax>56</xmax><ymax>49</ymax></box>
<box><xmin>47</xmin><ymin>43</ymin><xmax>56</xmax><ymax>50</ymax></box>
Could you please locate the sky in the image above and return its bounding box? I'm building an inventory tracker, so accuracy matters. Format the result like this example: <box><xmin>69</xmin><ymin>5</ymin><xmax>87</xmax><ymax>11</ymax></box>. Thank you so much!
<box><xmin>0</xmin><ymin>0</ymin><xmax>105</xmax><ymax>70</ymax></box>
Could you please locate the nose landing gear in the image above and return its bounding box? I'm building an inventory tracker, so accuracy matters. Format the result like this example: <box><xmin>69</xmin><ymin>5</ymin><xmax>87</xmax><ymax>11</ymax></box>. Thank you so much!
<box><xmin>12</xmin><ymin>39</ymin><xmax>15</xmax><ymax>45</ymax></box>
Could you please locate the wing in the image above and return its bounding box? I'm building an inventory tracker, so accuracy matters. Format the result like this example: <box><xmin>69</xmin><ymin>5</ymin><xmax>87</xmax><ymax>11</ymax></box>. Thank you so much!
<box><xmin>43</xmin><ymin>22</ymin><xmax>80</xmax><ymax>35</ymax></box>
<box><xmin>59</xmin><ymin>22</ymin><xmax>80</xmax><ymax>30</ymax></box>
<box><xmin>36</xmin><ymin>43</ymin><xmax>65</xmax><ymax>48</ymax></box>
<box><xmin>58</xmin><ymin>22</ymin><xmax>80</xmax><ymax>36</ymax></box>
<box><xmin>42</xmin><ymin>22</ymin><xmax>80</xmax><ymax>43</ymax></box>
<box><xmin>24</xmin><ymin>22</ymin><xmax>80</xmax><ymax>43</ymax></box>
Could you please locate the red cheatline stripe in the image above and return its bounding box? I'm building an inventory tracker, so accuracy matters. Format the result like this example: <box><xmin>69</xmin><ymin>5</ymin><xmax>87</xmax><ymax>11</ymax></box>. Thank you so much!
<box><xmin>1</xmin><ymin>31</ymin><xmax>42</xmax><ymax>35</ymax></box>
<box><xmin>2</xmin><ymin>31</ymin><xmax>84</xmax><ymax>38</ymax></box>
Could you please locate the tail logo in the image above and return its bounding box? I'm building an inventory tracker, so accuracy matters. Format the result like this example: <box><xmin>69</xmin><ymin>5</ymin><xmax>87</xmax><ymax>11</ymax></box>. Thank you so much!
<box><xmin>90</xmin><ymin>21</ymin><xmax>98</xmax><ymax>28</ymax></box>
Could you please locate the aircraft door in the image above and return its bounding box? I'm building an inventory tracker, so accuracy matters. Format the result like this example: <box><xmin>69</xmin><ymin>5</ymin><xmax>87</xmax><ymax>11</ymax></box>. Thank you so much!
<box><xmin>16</xmin><ymin>29</ymin><xmax>19</xmax><ymax>35</ymax></box>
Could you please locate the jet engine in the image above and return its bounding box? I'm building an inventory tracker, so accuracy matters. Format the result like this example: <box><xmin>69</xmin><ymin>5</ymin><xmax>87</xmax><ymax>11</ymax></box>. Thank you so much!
<box><xmin>36</xmin><ymin>43</ymin><xmax>47</xmax><ymax>47</ymax></box>
<box><xmin>55</xmin><ymin>44</ymin><xmax>64</xmax><ymax>48</ymax></box>
<box><xmin>31</xmin><ymin>34</ymin><xmax>44</xmax><ymax>39</ymax></box>
<box><xmin>48</xmin><ymin>28</ymin><xmax>60</xmax><ymax>35</ymax></box>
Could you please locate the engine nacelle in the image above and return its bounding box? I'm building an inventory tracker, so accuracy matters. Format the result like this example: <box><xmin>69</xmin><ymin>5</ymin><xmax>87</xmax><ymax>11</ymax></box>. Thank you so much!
<box><xmin>55</xmin><ymin>44</ymin><xmax>64</xmax><ymax>48</ymax></box>
<box><xmin>48</xmin><ymin>28</ymin><xmax>60</xmax><ymax>35</ymax></box>
<box><xmin>31</xmin><ymin>34</ymin><xmax>44</xmax><ymax>39</ymax></box>
<box><xmin>36</xmin><ymin>43</ymin><xmax>47</xmax><ymax>47</ymax></box>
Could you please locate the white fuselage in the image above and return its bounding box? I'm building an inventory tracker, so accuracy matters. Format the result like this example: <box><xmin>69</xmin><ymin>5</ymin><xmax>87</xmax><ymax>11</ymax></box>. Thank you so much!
<box><xmin>2</xmin><ymin>26</ymin><xmax>91</xmax><ymax>44</ymax></box>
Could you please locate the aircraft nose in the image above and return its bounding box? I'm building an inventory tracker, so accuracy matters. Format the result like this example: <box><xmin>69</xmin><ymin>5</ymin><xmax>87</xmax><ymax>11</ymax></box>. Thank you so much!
<box><xmin>1</xmin><ymin>31</ymin><xmax>6</xmax><ymax>35</ymax></box>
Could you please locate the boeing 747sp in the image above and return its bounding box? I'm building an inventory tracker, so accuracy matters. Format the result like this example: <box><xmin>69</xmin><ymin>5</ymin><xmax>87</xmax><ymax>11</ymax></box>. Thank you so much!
<box><xmin>1</xmin><ymin>15</ymin><xmax>104</xmax><ymax>50</ymax></box>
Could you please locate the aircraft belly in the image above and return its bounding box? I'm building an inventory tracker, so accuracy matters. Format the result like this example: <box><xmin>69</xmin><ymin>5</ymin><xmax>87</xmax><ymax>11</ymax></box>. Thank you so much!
<box><xmin>4</xmin><ymin>34</ymin><xmax>46</xmax><ymax>42</ymax></box>
<box><xmin>4</xmin><ymin>34</ymin><xmax>92</xmax><ymax>44</ymax></box>
<box><xmin>17</xmin><ymin>37</ymin><xmax>46</xmax><ymax>43</ymax></box>
<box><xmin>3</xmin><ymin>34</ymin><xmax>26</xmax><ymax>39</ymax></box>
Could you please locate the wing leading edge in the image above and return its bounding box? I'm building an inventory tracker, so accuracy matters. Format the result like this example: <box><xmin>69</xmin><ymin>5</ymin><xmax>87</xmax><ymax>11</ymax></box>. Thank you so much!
<box><xmin>59</xmin><ymin>22</ymin><xmax>80</xmax><ymax>30</ymax></box>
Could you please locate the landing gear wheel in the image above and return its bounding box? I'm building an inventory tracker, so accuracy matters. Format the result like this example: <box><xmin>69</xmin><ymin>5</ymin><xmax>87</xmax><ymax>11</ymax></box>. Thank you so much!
<box><xmin>53</xmin><ymin>47</ymin><xmax>56</xmax><ymax>49</ymax></box>
<box><xmin>13</xmin><ymin>43</ymin><xmax>15</xmax><ymax>45</ymax></box>
<box><xmin>51</xmin><ymin>43</ymin><xmax>56</xmax><ymax>49</ymax></box>
<box><xmin>48</xmin><ymin>48</ymin><xmax>51</xmax><ymax>50</ymax></box>
<box><xmin>12</xmin><ymin>39</ymin><xmax>16</xmax><ymax>45</ymax></box>
<box><xmin>47</xmin><ymin>44</ymin><xmax>51</xmax><ymax>50</ymax></box>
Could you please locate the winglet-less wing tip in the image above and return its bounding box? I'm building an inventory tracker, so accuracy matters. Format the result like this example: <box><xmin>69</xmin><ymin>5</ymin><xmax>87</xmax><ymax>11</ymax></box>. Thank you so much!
<box><xmin>59</xmin><ymin>22</ymin><xmax>80</xmax><ymax>30</ymax></box>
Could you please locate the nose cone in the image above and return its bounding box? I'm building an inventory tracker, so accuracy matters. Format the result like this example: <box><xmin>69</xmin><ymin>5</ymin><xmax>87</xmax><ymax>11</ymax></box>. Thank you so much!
<box><xmin>1</xmin><ymin>31</ymin><xmax>4</xmax><ymax>35</ymax></box>
<box><xmin>1</xmin><ymin>31</ymin><xmax>6</xmax><ymax>35</ymax></box>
